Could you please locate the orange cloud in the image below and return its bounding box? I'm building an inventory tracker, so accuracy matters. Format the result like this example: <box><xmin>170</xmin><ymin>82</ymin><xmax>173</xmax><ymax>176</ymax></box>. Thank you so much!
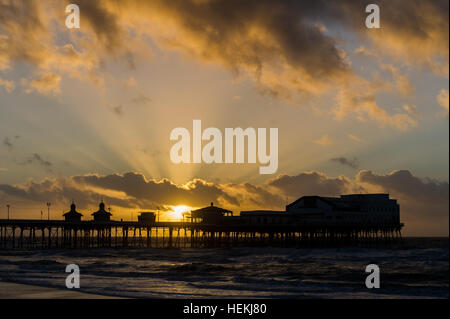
<box><xmin>334</xmin><ymin>77</ymin><xmax>418</xmax><ymax>131</ymax></box>
<box><xmin>437</xmin><ymin>89</ymin><xmax>449</xmax><ymax>118</ymax></box>
<box><xmin>0</xmin><ymin>0</ymin><xmax>447</xmax><ymax>129</ymax></box>
<box><xmin>21</xmin><ymin>72</ymin><xmax>61</xmax><ymax>96</ymax></box>
<box><xmin>314</xmin><ymin>135</ymin><xmax>332</xmax><ymax>146</ymax></box>
<box><xmin>348</xmin><ymin>134</ymin><xmax>362</xmax><ymax>143</ymax></box>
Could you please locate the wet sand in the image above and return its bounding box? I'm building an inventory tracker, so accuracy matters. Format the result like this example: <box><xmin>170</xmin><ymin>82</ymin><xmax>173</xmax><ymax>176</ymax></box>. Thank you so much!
<box><xmin>0</xmin><ymin>281</ymin><xmax>123</xmax><ymax>299</ymax></box>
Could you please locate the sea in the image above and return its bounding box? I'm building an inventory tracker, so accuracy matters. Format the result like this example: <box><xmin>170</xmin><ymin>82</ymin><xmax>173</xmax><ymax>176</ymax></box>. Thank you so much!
<box><xmin>0</xmin><ymin>237</ymin><xmax>448</xmax><ymax>299</ymax></box>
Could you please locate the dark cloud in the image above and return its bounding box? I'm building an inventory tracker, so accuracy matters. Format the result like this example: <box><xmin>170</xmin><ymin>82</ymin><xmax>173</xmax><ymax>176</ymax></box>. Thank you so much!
<box><xmin>113</xmin><ymin>0</ymin><xmax>447</xmax><ymax>77</ymax></box>
<box><xmin>72</xmin><ymin>172</ymin><xmax>237</xmax><ymax>208</ymax></box>
<box><xmin>30</xmin><ymin>153</ymin><xmax>52</xmax><ymax>168</ymax></box>
<box><xmin>357</xmin><ymin>170</ymin><xmax>449</xmax><ymax>236</ymax></box>
<box><xmin>19</xmin><ymin>153</ymin><xmax>53</xmax><ymax>172</ymax></box>
<box><xmin>221</xmin><ymin>182</ymin><xmax>284</xmax><ymax>209</ymax></box>
<box><xmin>357</xmin><ymin>170</ymin><xmax>448</xmax><ymax>204</ymax></box>
<box><xmin>3</xmin><ymin>137</ymin><xmax>13</xmax><ymax>150</ymax></box>
<box><xmin>106</xmin><ymin>103</ymin><xmax>125</xmax><ymax>116</ymax></box>
<box><xmin>124</xmin><ymin>0</ymin><xmax>352</xmax><ymax>89</ymax></box>
<box><xmin>266</xmin><ymin>171</ymin><xmax>355</xmax><ymax>198</ymax></box>
<box><xmin>331</xmin><ymin>157</ymin><xmax>359</xmax><ymax>169</ymax></box>
<box><xmin>2</xmin><ymin>135</ymin><xmax>21</xmax><ymax>150</ymax></box>
<box><xmin>1</xmin><ymin>0</ymin><xmax>447</xmax><ymax>80</ymax></box>
<box><xmin>108</xmin><ymin>95</ymin><xmax>151</xmax><ymax>116</ymax></box>
<box><xmin>67</xmin><ymin>0</ymin><xmax>447</xmax><ymax>128</ymax></box>
<box><xmin>0</xmin><ymin>171</ymin><xmax>280</xmax><ymax>212</ymax></box>
<box><xmin>131</xmin><ymin>93</ymin><xmax>152</xmax><ymax>105</ymax></box>
<box><xmin>74</xmin><ymin>0</ymin><xmax>124</xmax><ymax>53</ymax></box>
<box><xmin>0</xmin><ymin>178</ymin><xmax>113</xmax><ymax>211</ymax></box>
<box><xmin>111</xmin><ymin>104</ymin><xmax>123</xmax><ymax>116</ymax></box>
<box><xmin>1</xmin><ymin>0</ymin><xmax>447</xmax><ymax>129</ymax></box>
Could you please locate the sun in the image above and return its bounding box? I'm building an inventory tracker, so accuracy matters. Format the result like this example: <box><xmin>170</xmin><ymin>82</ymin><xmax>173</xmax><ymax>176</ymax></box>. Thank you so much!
<box><xmin>171</xmin><ymin>205</ymin><xmax>190</xmax><ymax>220</ymax></box>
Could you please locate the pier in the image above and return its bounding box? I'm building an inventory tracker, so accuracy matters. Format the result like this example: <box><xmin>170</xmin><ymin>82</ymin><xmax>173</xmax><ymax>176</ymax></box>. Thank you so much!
<box><xmin>0</xmin><ymin>218</ymin><xmax>403</xmax><ymax>250</ymax></box>
<box><xmin>0</xmin><ymin>194</ymin><xmax>404</xmax><ymax>249</ymax></box>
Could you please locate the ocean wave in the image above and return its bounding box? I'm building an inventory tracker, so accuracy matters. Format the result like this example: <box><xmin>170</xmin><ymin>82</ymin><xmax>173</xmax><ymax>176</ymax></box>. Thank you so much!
<box><xmin>0</xmin><ymin>238</ymin><xmax>448</xmax><ymax>298</ymax></box>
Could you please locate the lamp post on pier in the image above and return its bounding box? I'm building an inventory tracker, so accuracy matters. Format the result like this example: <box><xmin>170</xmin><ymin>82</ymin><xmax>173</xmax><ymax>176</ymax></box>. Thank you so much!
<box><xmin>46</xmin><ymin>202</ymin><xmax>51</xmax><ymax>221</ymax></box>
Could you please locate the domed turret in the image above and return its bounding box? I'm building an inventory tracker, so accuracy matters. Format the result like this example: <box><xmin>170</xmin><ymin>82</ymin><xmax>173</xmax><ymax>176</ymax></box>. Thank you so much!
<box><xmin>92</xmin><ymin>200</ymin><xmax>112</xmax><ymax>222</ymax></box>
<box><xmin>63</xmin><ymin>201</ymin><xmax>83</xmax><ymax>222</ymax></box>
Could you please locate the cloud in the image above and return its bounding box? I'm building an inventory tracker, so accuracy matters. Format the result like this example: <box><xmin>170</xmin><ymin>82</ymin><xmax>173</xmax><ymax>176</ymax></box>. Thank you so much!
<box><xmin>3</xmin><ymin>137</ymin><xmax>13</xmax><ymax>150</ymax></box>
<box><xmin>357</xmin><ymin>170</ymin><xmax>447</xmax><ymax>201</ymax></box>
<box><xmin>75</xmin><ymin>0</ymin><xmax>125</xmax><ymax>54</ymax></box>
<box><xmin>357</xmin><ymin>1</ymin><xmax>449</xmax><ymax>76</ymax></box>
<box><xmin>0</xmin><ymin>0</ymin><xmax>48</xmax><ymax>70</ymax></box>
<box><xmin>0</xmin><ymin>0</ymin><xmax>143</xmax><ymax>91</ymax></box>
<box><xmin>219</xmin><ymin>182</ymin><xmax>284</xmax><ymax>209</ymax></box>
<box><xmin>71</xmin><ymin>172</ymin><xmax>239</xmax><ymax>209</ymax></box>
<box><xmin>348</xmin><ymin>134</ymin><xmax>362</xmax><ymax>143</ymax></box>
<box><xmin>382</xmin><ymin>64</ymin><xmax>415</xmax><ymax>98</ymax></box>
<box><xmin>123</xmin><ymin>77</ymin><xmax>137</xmax><ymax>88</ymax></box>
<box><xmin>334</xmin><ymin>77</ymin><xmax>418</xmax><ymax>131</ymax></box>
<box><xmin>356</xmin><ymin>170</ymin><xmax>449</xmax><ymax>236</ymax></box>
<box><xmin>19</xmin><ymin>153</ymin><xmax>53</xmax><ymax>172</ymax></box>
<box><xmin>402</xmin><ymin>104</ymin><xmax>422</xmax><ymax>119</ymax></box>
<box><xmin>2</xmin><ymin>135</ymin><xmax>20</xmax><ymax>151</ymax></box>
<box><xmin>22</xmin><ymin>72</ymin><xmax>61</xmax><ymax>96</ymax></box>
<box><xmin>437</xmin><ymin>89</ymin><xmax>449</xmax><ymax>118</ymax></box>
<box><xmin>131</xmin><ymin>93</ymin><xmax>152</xmax><ymax>105</ymax></box>
<box><xmin>267</xmin><ymin>171</ymin><xmax>355</xmax><ymax>198</ymax></box>
<box><xmin>331</xmin><ymin>157</ymin><xmax>359</xmax><ymax>169</ymax></box>
<box><xmin>353</xmin><ymin>46</ymin><xmax>375</xmax><ymax>57</ymax></box>
<box><xmin>109</xmin><ymin>104</ymin><xmax>124</xmax><ymax>116</ymax></box>
<box><xmin>0</xmin><ymin>172</ymin><xmax>242</xmax><ymax>213</ymax></box>
<box><xmin>105</xmin><ymin>0</ymin><xmax>445</xmax><ymax>126</ymax></box>
<box><xmin>0</xmin><ymin>0</ymin><xmax>446</xmax><ymax>128</ymax></box>
<box><xmin>314</xmin><ymin>135</ymin><xmax>332</xmax><ymax>146</ymax></box>
<box><xmin>0</xmin><ymin>77</ymin><xmax>14</xmax><ymax>93</ymax></box>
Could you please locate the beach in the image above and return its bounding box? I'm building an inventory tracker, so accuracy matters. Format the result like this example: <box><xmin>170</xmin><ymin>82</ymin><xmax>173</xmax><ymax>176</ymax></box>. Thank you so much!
<box><xmin>0</xmin><ymin>281</ymin><xmax>122</xmax><ymax>299</ymax></box>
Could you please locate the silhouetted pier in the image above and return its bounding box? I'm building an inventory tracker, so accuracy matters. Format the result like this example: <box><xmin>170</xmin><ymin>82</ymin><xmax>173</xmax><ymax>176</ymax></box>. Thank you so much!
<box><xmin>0</xmin><ymin>194</ymin><xmax>404</xmax><ymax>249</ymax></box>
<box><xmin>0</xmin><ymin>218</ymin><xmax>403</xmax><ymax>249</ymax></box>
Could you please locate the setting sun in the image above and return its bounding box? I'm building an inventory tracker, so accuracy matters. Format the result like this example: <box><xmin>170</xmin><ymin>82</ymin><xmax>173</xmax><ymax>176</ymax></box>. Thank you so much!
<box><xmin>171</xmin><ymin>205</ymin><xmax>191</xmax><ymax>220</ymax></box>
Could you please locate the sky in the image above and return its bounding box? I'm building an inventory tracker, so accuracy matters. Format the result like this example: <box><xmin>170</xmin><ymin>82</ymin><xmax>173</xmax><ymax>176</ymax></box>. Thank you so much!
<box><xmin>0</xmin><ymin>0</ymin><xmax>448</xmax><ymax>236</ymax></box>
